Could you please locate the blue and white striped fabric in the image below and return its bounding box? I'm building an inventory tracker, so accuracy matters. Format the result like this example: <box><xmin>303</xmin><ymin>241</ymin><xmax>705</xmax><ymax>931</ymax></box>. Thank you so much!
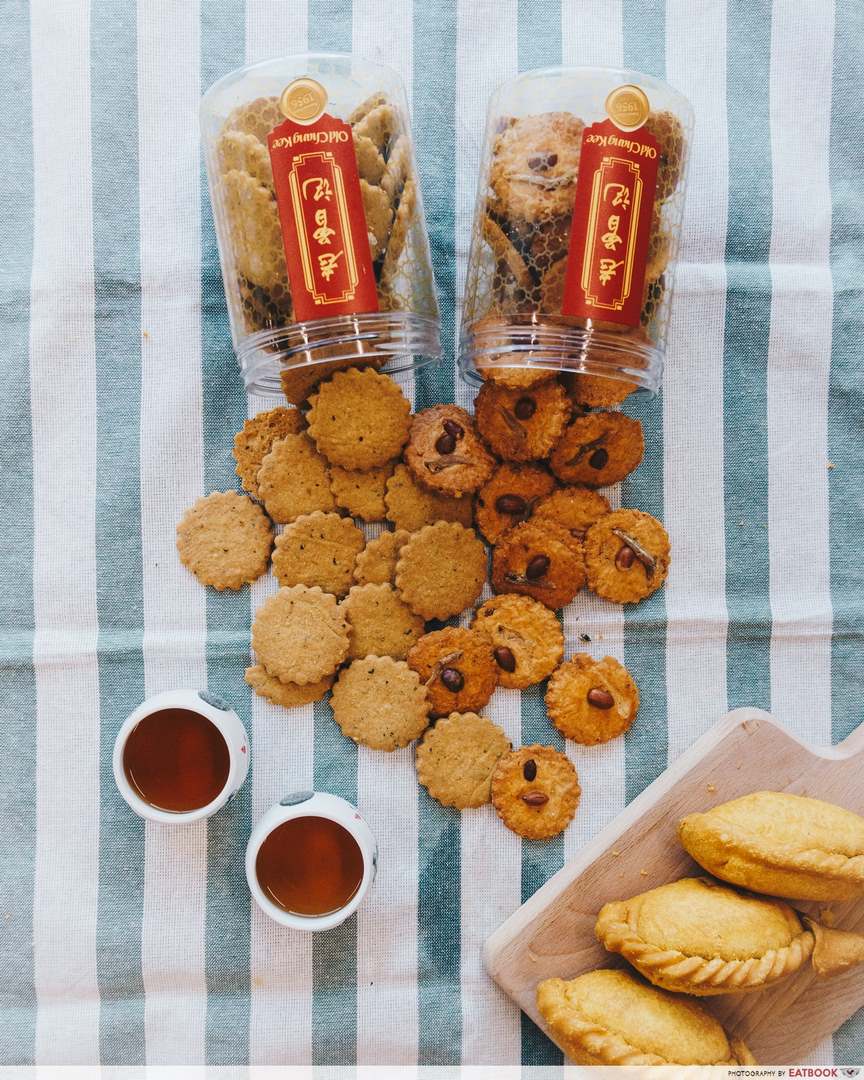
<box><xmin>1</xmin><ymin>0</ymin><xmax>862</xmax><ymax>1066</ymax></box>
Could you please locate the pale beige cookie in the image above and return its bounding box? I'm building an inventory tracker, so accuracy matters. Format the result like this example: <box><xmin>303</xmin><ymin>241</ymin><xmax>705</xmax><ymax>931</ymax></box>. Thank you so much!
<box><xmin>360</xmin><ymin>179</ymin><xmax>394</xmax><ymax>260</ymax></box>
<box><xmin>176</xmin><ymin>490</ymin><xmax>273</xmax><ymax>590</ymax></box>
<box><xmin>491</xmin><ymin>745</ymin><xmax>580</xmax><ymax>840</ymax></box>
<box><xmin>474</xmin><ymin>462</ymin><xmax>556</xmax><ymax>545</ymax></box>
<box><xmin>244</xmin><ymin>664</ymin><xmax>333</xmax><ymax>708</ymax></box>
<box><xmin>329</xmin><ymin>462</ymin><xmax>394</xmax><ymax>520</ymax></box>
<box><xmin>349</xmin><ymin>91</ymin><xmax>388</xmax><ymax>126</ymax></box>
<box><xmin>353</xmin><ymin>102</ymin><xmax>397</xmax><ymax>154</ymax></box>
<box><xmin>251</xmin><ymin>585</ymin><xmax>349</xmax><ymax>686</ymax></box>
<box><xmin>330</xmin><ymin>655</ymin><xmax>430</xmax><ymax>751</ymax></box>
<box><xmin>257</xmin><ymin>432</ymin><xmax>335</xmax><ymax>524</ymax></box>
<box><xmin>233</xmin><ymin>406</ymin><xmax>306</xmax><ymax>496</ymax></box>
<box><xmin>222</xmin><ymin>169</ymin><xmax>286</xmax><ymax>291</ymax></box>
<box><xmin>533</xmin><ymin>486</ymin><xmax>611</xmax><ymax>542</ymax></box>
<box><xmin>406</xmin><ymin>626</ymin><xmax>498</xmax><ymax>717</ymax></box>
<box><xmin>380</xmin><ymin>178</ymin><xmax>417</xmax><ymax>284</ymax></box>
<box><xmin>405</xmin><ymin>405</ymin><xmax>495</xmax><ymax>497</ymax></box>
<box><xmin>546</xmin><ymin>653</ymin><xmax>640</xmax><ymax>744</ymax></box>
<box><xmin>353</xmin><ymin>133</ymin><xmax>386</xmax><ymax>184</ymax></box>
<box><xmin>340</xmin><ymin>582</ymin><xmax>425</xmax><ymax>660</ymax></box>
<box><xmin>584</xmin><ymin>508</ymin><xmax>671</xmax><ymax>604</ymax></box>
<box><xmin>384</xmin><ymin>463</ymin><xmax>474</xmax><ymax>532</ymax></box>
<box><xmin>216</xmin><ymin>129</ymin><xmax>274</xmax><ymax>191</ymax></box>
<box><xmin>395</xmin><ymin>521</ymin><xmax>488</xmax><ymax>620</ymax></box>
<box><xmin>223</xmin><ymin>95</ymin><xmax>282</xmax><ymax>144</ymax></box>
<box><xmin>272</xmin><ymin>511</ymin><xmax>365</xmax><ymax>597</ymax></box>
<box><xmin>472</xmin><ymin>593</ymin><xmax>564</xmax><ymax>690</ymax></box>
<box><xmin>353</xmin><ymin>528</ymin><xmax>411</xmax><ymax>586</ymax></box>
<box><xmin>306</xmin><ymin>367</ymin><xmax>411</xmax><ymax>471</ymax></box>
<box><xmin>415</xmin><ymin>712</ymin><xmax>511</xmax><ymax>809</ymax></box>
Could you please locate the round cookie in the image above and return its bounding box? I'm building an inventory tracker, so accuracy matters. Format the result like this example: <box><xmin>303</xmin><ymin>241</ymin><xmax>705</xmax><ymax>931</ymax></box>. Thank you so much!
<box><xmin>395</xmin><ymin>521</ymin><xmax>488</xmax><ymax>620</ymax></box>
<box><xmin>644</xmin><ymin>110</ymin><xmax>686</xmax><ymax>203</ymax></box>
<box><xmin>472</xmin><ymin>593</ymin><xmax>564</xmax><ymax>690</ymax></box>
<box><xmin>257</xmin><ymin>432</ymin><xmax>335</xmax><ymax>524</ymax></box>
<box><xmin>532</xmin><ymin>486</ymin><xmax>611</xmax><ymax>541</ymax></box>
<box><xmin>251</xmin><ymin>585</ymin><xmax>349</xmax><ymax>686</ymax></box>
<box><xmin>272</xmin><ymin>511</ymin><xmax>365</xmax><ymax>597</ymax></box>
<box><xmin>545</xmin><ymin>654</ymin><xmax>640</xmax><ymax>744</ymax></box>
<box><xmin>407</xmin><ymin>627</ymin><xmax>498</xmax><ymax>717</ymax></box>
<box><xmin>217</xmin><ymin>129</ymin><xmax>274</xmax><ymax>191</ymax></box>
<box><xmin>233</xmin><ymin>406</ymin><xmax>305</xmax><ymax>495</ymax></box>
<box><xmin>329</xmin><ymin>463</ymin><xmax>394</xmax><ymax>520</ymax></box>
<box><xmin>222</xmin><ymin>168</ymin><xmax>286</xmax><ymax>291</ymax></box>
<box><xmin>244</xmin><ymin>664</ymin><xmax>333</xmax><ymax>708</ymax></box>
<box><xmin>404</xmin><ymin>405</ymin><xmax>496</xmax><ymax>497</ymax></box>
<box><xmin>584</xmin><ymin>508</ymin><xmax>671</xmax><ymax>604</ymax></box>
<box><xmin>385</xmin><ymin>463</ymin><xmax>474</xmax><ymax>532</ymax></box>
<box><xmin>474</xmin><ymin>380</ymin><xmax>571</xmax><ymax>461</ymax></box>
<box><xmin>474</xmin><ymin>462</ymin><xmax>556</xmax><ymax>544</ymax></box>
<box><xmin>330</xmin><ymin>655</ymin><xmax>430</xmax><ymax>751</ymax></box>
<box><xmin>561</xmin><ymin>370</ymin><xmax>636</xmax><ymax>409</ymax></box>
<box><xmin>549</xmin><ymin>412</ymin><xmax>645</xmax><ymax>488</ymax></box>
<box><xmin>489</xmin><ymin>112</ymin><xmax>584</xmax><ymax>223</ymax></box>
<box><xmin>306</xmin><ymin>367</ymin><xmax>411</xmax><ymax>471</ymax></box>
<box><xmin>340</xmin><ymin>582</ymin><xmax>425</xmax><ymax>660</ymax></box>
<box><xmin>353</xmin><ymin>528</ymin><xmax>410</xmax><ymax>586</ymax></box>
<box><xmin>491</xmin><ymin>745</ymin><xmax>581</xmax><ymax>840</ymax></box>
<box><xmin>491</xmin><ymin>519</ymin><xmax>586</xmax><ymax>610</ymax></box>
<box><xmin>176</xmin><ymin>490</ymin><xmax>273</xmax><ymax>590</ymax></box>
<box><xmin>415</xmin><ymin>712</ymin><xmax>511</xmax><ymax>809</ymax></box>
<box><xmin>479</xmin><ymin>362</ymin><xmax>558</xmax><ymax>390</ymax></box>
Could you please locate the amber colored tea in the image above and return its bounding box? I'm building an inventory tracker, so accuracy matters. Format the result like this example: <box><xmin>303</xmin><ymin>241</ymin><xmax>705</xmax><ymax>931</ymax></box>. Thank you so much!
<box><xmin>123</xmin><ymin>707</ymin><xmax>230</xmax><ymax>813</ymax></box>
<box><xmin>255</xmin><ymin>816</ymin><xmax>364</xmax><ymax>917</ymax></box>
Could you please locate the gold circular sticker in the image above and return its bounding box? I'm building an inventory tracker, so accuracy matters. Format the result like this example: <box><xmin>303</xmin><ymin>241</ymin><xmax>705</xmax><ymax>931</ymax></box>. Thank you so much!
<box><xmin>605</xmin><ymin>85</ymin><xmax>650</xmax><ymax>131</ymax></box>
<box><xmin>279</xmin><ymin>77</ymin><xmax>328</xmax><ymax>124</ymax></box>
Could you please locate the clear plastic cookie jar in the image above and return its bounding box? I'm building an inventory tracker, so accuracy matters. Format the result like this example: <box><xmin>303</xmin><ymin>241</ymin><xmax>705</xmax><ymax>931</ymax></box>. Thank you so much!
<box><xmin>202</xmin><ymin>54</ymin><xmax>440</xmax><ymax>399</ymax></box>
<box><xmin>459</xmin><ymin>67</ymin><xmax>693</xmax><ymax>398</ymax></box>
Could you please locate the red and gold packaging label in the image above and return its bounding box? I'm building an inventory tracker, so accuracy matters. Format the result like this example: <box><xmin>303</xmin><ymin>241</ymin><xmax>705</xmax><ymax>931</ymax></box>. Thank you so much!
<box><xmin>268</xmin><ymin>113</ymin><xmax>379</xmax><ymax>322</ymax></box>
<box><xmin>561</xmin><ymin>118</ymin><xmax>659</xmax><ymax>327</ymax></box>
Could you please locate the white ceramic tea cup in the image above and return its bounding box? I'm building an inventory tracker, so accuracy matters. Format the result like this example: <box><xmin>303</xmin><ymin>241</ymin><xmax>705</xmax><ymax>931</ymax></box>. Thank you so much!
<box><xmin>246</xmin><ymin>791</ymin><xmax>378</xmax><ymax>931</ymax></box>
<box><xmin>113</xmin><ymin>688</ymin><xmax>250</xmax><ymax>824</ymax></box>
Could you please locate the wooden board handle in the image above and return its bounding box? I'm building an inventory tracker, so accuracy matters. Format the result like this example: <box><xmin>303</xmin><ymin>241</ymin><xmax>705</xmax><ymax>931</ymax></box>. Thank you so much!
<box><xmin>836</xmin><ymin>720</ymin><xmax>864</xmax><ymax>758</ymax></box>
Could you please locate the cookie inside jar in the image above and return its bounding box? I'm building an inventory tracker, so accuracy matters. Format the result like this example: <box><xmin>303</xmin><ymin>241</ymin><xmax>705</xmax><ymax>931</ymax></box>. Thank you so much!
<box><xmin>202</xmin><ymin>55</ymin><xmax>441</xmax><ymax>395</ymax></box>
<box><xmin>459</xmin><ymin>68</ymin><xmax>693</xmax><ymax>397</ymax></box>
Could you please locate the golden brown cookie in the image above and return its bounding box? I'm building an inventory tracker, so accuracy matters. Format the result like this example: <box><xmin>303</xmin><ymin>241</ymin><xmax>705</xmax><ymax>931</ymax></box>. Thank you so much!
<box><xmin>279</xmin><ymin>359</ymin><xmax>366</xmax><ymax>407</ymax></box>
<box><xmin>384</xmin><ymin>463</ymin><xmax>474</xmax><ymax>532</ymax></box>
<box><xmin>306</xmin><ymin>367</ymin><xmax>411</xmax><ymax>471</ymax></box>
<box><xmin>405</xmin><ymin>405</ymin><xmax>496</xmax><ymax>497</ymax></box>
<box><xmin>222</xmin><ymin>168</ymin><xmax>286</xmax><ymax>292</ymax></box>
<box><xmin>584</xmin><ymin>508</ymin><xmax>671</xmax><ymax>604</ymax></box>
<box><xmin>472</xmin><ymin>593</ymin><xmax>564</xmax><ymax>690</ymax></box>
<box><xmin>532</xmin><ymin>486</ymin><xmax>610</xmax><ymax>542</ymax></box>
<box><xmin>474</xmin><ymin>462</ymin><xmax>556</xmax><ymax>544</ymax></box>
<box><xmin>352</xmin><ymin>528</ymin><xmax>411</xmax><ymax>586</ymax></box>
<box><xmin>360</xmin><ymin>179</ymin><xmax>394</xmax><ymax>260</ymax></box>
<box><xmin>348</xmin><ymin>91</ymin><xmax>389</xmax><ymax>126</ymax></box>
<box><xmin>491</xmin><ymin>518</ymin><xmax>586</xmax><ymax>610</ymax></box>
<box><xmin>353</xmin><ymin>133</ymin><xmax>386</xmax><ymax>184</ymax></box>
<box><xmin>644</xmin><ymin>110</ymin><xmax>685</xmax><ymax>203</ymax></box>
<box><xmin>380</xmin><ymin>136</ymin><xmax>410</xmax><ymax>203</ymax></box>
<box><xmin>415</xmin><ymin>712</ymin><xmax>511</xmax><ymax>809</ymax></box>
<box><xmin>176</xmin><ymin>490</ymin><xmax>273</xmax><ymax>590</ymax></box>
<box><xmin>233</xmin><ymin>406</ymin><xmax>306</xmax><ymax>496</ymax></box>
<box><xmin>257</xmin><ymin>432</ymin><xmax>336</xmax><ymax>524</ymax></box>
<box><xmin>329</xmin><ymin>462</ymin><xmax>394</xmax><ymax>520</ymax></box>
<box><xmin>353</xmin><ymin>102</ymin><xmax>398</xmax><ymax>154</ymax></box>
<box><xmin>330</xmin><ymin>655</ymin><xmax>430</xmax><ymax>751</ymax></box>
<box><xmin>561</xmin><ymin>370</ymin><xmax>636</xmax><ymax>409</ymax></box>
<box><xmin>474</xmin><ymin>380</ymin><xmax>571</xmax><ymax>462</ymax></box>
<box><xmin>482</xmin><ymin>214</ymin><xmax>534</xmax><ymax>292</ymax></box>
<box><xmin>380</xmin><ymin>178</ymin><xmax>416</xmax><ymax>285</ymax></box>
<box><xmin>395</xmin><ymin>521</ymin><xmax>488</xmax><ymax>620</ymax></box>
<box><xmin>549</xmin><ymin>412</ymin><xmax>644</xmax><ymax>488</ymax></box>
<box><xmin>545</xmin><ymin>654</ymin><xmax>639</xmax><ymax>744</ymax></box>
<box><xmin>244</xmin><ymin>664</ymin><xmax>333</xmax><ymax>708</ymax></box>
<box><xmin>406</xmin><ymin>627</ymin><xmax>498</xmax><ymax>717</ymax></box>
<box><xmin>491</xmin><ymin>745</ymin><xmax>580</xmax><ymax>840</ymax></box>
<box><xmin>217</xmin><ymin>129</ymin><xmax>274</xmax><ymax>191</ymax></box>
<box><xmin>251</xmin><ymin>585</ymin><xmax>349</xmax><ymax>686</ymax></box>
<box><xmin>340</xmin><ymin>582</ymin><xmax>425</xmax><ymax>660</ymax></box>
<box><xmin>479</xmin><ymin>361</ymin><xmax>559</xmax><ymax>390</ymax></box>
<box><xmin>272</xmin><ymin>511</ymin><xmax>365</xmax><ymax>597</ymax></box>
<box><xmin>489</xmin><ymin>112</ymin><xmax>584</xmax><ymax>223</ymax></box>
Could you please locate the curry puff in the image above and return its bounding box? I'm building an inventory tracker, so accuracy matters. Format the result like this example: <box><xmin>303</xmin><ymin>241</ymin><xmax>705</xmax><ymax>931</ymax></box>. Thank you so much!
<box><xmin>596</xmin><ymin>877</ymin><xmax>864</xmax><ymax>996</ymax></box>
<box><xmin>679</xmin><ymin>791</ymin><xmax>864</xmax><ymax>902</ymax></box>
<box><xmin>536</xmin><ymin>969</ymin><xmax>756</xmax><ymax>1066</ymax></box>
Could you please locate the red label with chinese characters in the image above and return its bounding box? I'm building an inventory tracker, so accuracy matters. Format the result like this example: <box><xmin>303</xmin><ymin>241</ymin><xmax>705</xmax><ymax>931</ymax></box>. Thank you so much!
<box><xmin>561</xmin><ymin>119</ymin><xmax>659</xmax><ymax>327</ymax></box>
<box><xmin>268</xmin><ymin>113</ymin><xmax>379</xmax><ymax>322</ymax></box>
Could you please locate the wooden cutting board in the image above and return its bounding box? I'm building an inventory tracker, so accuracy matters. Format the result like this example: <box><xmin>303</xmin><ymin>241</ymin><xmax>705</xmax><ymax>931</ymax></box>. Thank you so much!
<box><xmin>484</xmin><ymin>708</ymin><xmax>864</xmax><ymax>1064</ymax></box>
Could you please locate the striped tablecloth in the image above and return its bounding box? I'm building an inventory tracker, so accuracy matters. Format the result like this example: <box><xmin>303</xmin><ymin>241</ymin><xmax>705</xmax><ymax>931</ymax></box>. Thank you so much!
<box><xmin>2</xmin><ymin>0</ymin><xmax>862</xmax><ymax>1067</ymax></box>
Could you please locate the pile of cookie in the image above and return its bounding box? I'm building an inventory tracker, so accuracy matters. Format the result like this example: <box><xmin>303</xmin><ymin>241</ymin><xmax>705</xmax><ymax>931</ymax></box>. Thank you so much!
<box><xmin>176</xmin><ymin>362</ymin><xmax>669</xmax><ymax>841</ymax></box>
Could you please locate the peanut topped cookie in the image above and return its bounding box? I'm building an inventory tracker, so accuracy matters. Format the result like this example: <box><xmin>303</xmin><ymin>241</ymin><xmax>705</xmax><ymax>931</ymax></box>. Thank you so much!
<box><xmin>415</xmin><ymin>712</ymin><xmax>511</xmax><ymax>809</ymax></box>
<box><xmin>532</xmin><ymin>486</ymin><xmax>611</xmax><ymax>542</ymax></box>
<box><xmin>407</xmin><ymin>626</ymin><xmax>498</xmax><ymax>717</ymax></box>
<box><xmin>491</xmin><ymin>745</ymin><xmax>580</xmax><ymax>840</ymax></box>
<box><xmin>474</xmin><ymin>380</ymin><xmax>571</xmax><ymax>462</ymax></box>
<box><xmin>584</xmin><ymin>508</ymin><xmax>671</xmax><ymax>604</ymax></box>
<box><xmin>474</xmin><ymin>462</ymin><xmax>556</xmax><ymax>544</ymax></box>
<box><xmin>306</xmin><ymin>367</ymin><xmax>411</xmax><ymax>471</ymax></box>
<box><xmin>404</xmin><ymin>405</ymin><xmax>495</xmax><ymax>497</ymax></box>
<box><xmin>491</xmin><ymin>518</ymin><xmax>586</xmax><ymax>610</ymax></box>
<box><xmin>472</xmin><ymin>593</ymin><xmax>564</xmax><ymax>690</ymax></box>
<box><xmin>550</xmin><ymin>412</ymin><xmax>644</xmax><ymax>488</ymax></box>
<box><xmin>545</xmin><ymin>654</ymin><xmax>640</xmax><ymax>744</ymax></box>
<box><xmin>489</xmin><ymin>112</ymin><xmax>584</xmax><ymax>223</ymax></box>
<box><xmin>395</xmin><ymin>521</ymin><xmax>488</xmax><ymax>620</ymax></box>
